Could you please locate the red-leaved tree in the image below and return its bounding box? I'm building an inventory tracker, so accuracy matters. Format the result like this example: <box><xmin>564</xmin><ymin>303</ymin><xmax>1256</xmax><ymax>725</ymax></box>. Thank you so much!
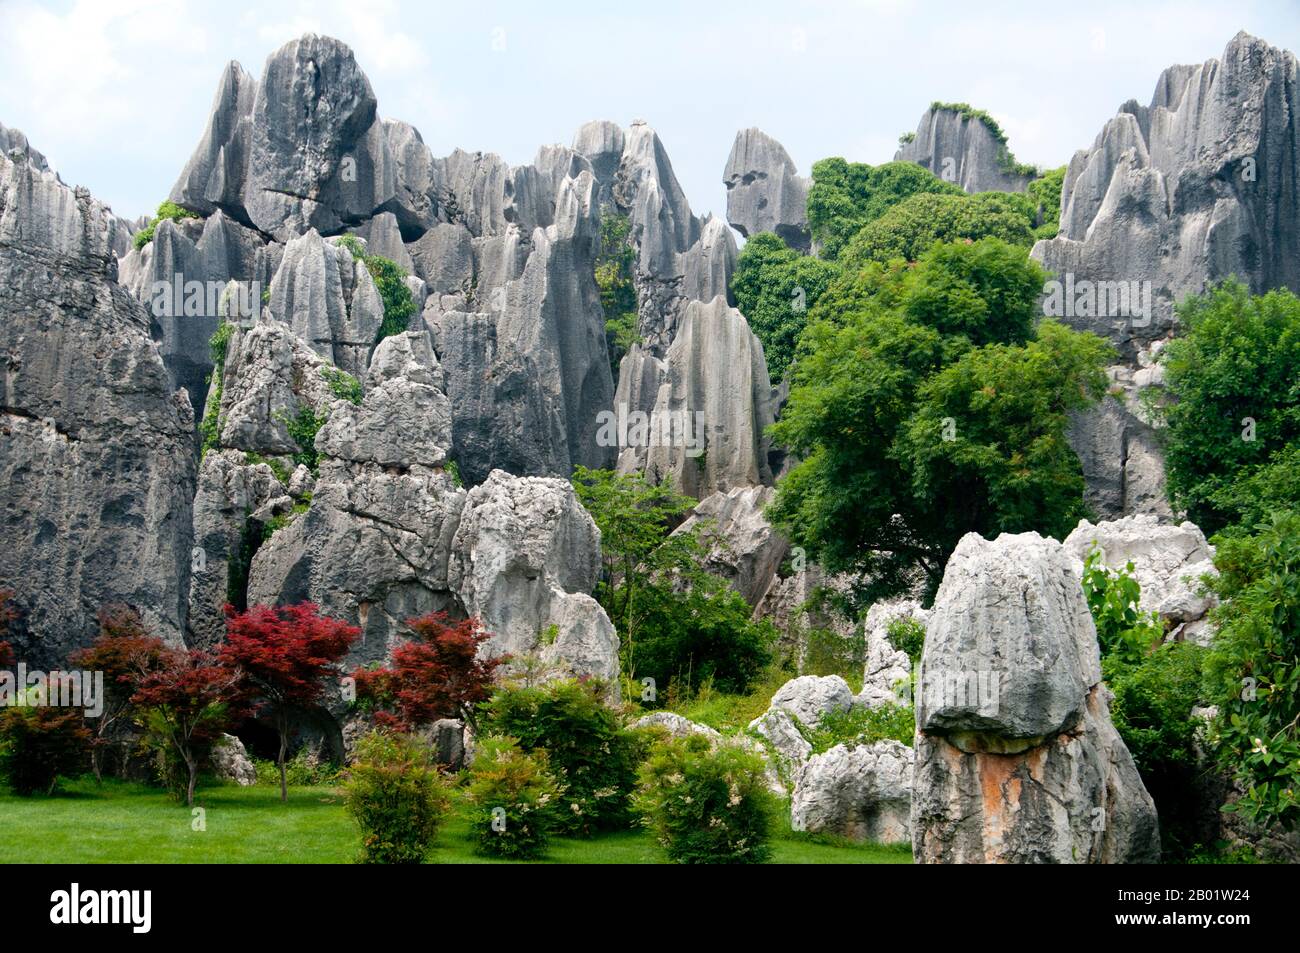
<box><xmin>68</xmin><ymin>605</ymin><xmax>171</xmax><ymax>782</ymax></box>
<box><xmin>130</xmin><ymin>648</ymin><xmax>245</xmax><ymax>806</ymax></box>
<box><xmin>220</xmin><ymin>602</ymin><xmax>360</xmax><ymax>802</ymax></box>
<box><xmin>354</xmin><ymin>613</ymin><xmax>503</xmax><ymax>734</ymax></box>
<box><xmin>0</xmin><ymin>587</ymin><xmax>17</xmax><ymax>667</ymax></box>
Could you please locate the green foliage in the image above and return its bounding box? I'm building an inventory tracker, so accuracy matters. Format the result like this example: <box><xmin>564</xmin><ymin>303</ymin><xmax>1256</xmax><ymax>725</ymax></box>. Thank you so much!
<box><xmin>897</xmin><ymin>131</ymin><xmax>915</xmax><ymax>145</ymax></box>
<box><xmin>731</xmin><ymin>232</ymin><xmax>839</xmax><ymax>380</ymax></box>
<box><xmin>769</xmin><ymin>240</ymin><xmax>1111</xmax><ymax>603</ymax></box>
<box><xmin>254</xmin><ymin>748</ymin><xmax>338</xmax><ymax>787</ymax></box>
<box><xmin>343</xmin><ymin>730</ymin><xmax>451</xmax><ymax>864</ymax></box>
<box><xmin>1160</xmin><ymin>281</ymin><xmax>1300</xmax><ymax>536</ymax></box>
<box><xmin>243</xmin><ymin>452</ymin><xmax>291</xmax><ymax>486</ymax></box>
<box><xmin>595</xmin><ymin>211</ymin><xmax>639</xmax><ymax>377</ymax></box>
<box><xmin>634</xmin><ymin>734</ymin><xmax>777</xmax><ymax>864</ymax></box>
<box><xmin>808</xmin><ymin>158</ymin><xmax>963</xmax><ymax>261</ymax></box>
<box><xmin>132</xmin><ymin>200</ymin><xmax>199</xmax><ymax>250</ymax></box>
<box><xmin>464</xmin><ymin>735</ymin><xmax>564</xmax><ymax>859</ymax></box>
<box><xmin>841</xmin><ymin>191</ymin><xmax>1036</xmax><ymax>267</ymax></box>
<box><xmin>337</xmin><ymin>236</ymin><xmax>417</xmax><ymax>344</ymax></box>
<box><xmin>801</xmin><ymin>626</ymin><xmax>866</xmax><ymax>680</ymax></box>
<box><xmin>1203</xmin><ymin>511</ymin><xmax>1300</xmax><ymax>831</ymax></box>
<box><xmin>1027</xmin><ymin>165</ymin><xmax>1066</xmax><ymax>240</ymax></box>
<box><xmin>321</xmin><ymin>366</ymin><xmax>363</xmax><ymax>405</ymax></box>
<box><xmin>444</xmin><ymin>459</ymin><xmax>463</xmax><ymax>488</ymax></box>
<box><xmin>277</xmin><ymin>406</ymin><xmax>325</xmax><ymax>473</ymax></box>
<box><xmin>1081</xmin><ymin>546</ymin><xmax>1166</xmax><ymax>666</ymax></box>
<box><xmin>480</xmin><ymin>679</ymin><xmax>642</xmax><ymax>834</ymax></box>
<box><xmin>799</xmin><ymin>704</ymin><xmax>915</xmax><ymax>755</ymax></box>
<box><xmin>199</xmin><ymin>322</ymin><xmax>235</xmax><ymax>456</ymax></box>
<box><xmin>0</xmin><ymin>696</ymin><xmax>91</xmax><ymax>795</ymax></box>
<box><xmin>885</xmin><ymin>617</ymin><xmax>925</xmax><ymax>665</ymax></box>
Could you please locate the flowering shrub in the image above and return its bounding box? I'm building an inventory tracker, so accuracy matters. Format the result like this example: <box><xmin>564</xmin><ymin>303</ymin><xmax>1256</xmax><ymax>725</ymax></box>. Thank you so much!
<box><xmin>634</xmin><ymin>734</ymin><xmax>777</xmax><ymax>864</ymax></box>
<box><xmin>343</xmin><ymin>730</ymin><xmax>450</xmax><ymax>864</ymax></box>
<box><xmin>464</xmin><ymin>735</ymin><xmax>564</xmax><ymax>859</ymax></box>
<box><xmin>479</xmin><ymin>679</ymin><xmax>640</xmax><ymax>834</ymax></box>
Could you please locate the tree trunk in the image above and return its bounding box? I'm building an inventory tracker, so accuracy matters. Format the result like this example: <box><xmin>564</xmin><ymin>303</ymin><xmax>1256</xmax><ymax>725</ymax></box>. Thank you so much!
<box><xmin>185</xmin><ymin>753</ymin><xmax>198</xmax><ymax>807</ymax></box>
<box><xmin>278</xmin><ymin>722</ymin><xmax>288</xmax><ymax>803</ymax></box>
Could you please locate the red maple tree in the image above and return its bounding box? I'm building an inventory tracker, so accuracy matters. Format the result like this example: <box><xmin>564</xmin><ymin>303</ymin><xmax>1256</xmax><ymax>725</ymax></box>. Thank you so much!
<box><xmin>68</xmin><ymin>605</ymin><xmax>171</xmax><ymax>781</ymax></box>
<box><xmin>130</xmin><ymin>648</ymin><xmax>246</xmax><ymax>806</ymax></box>
<box><xmin>354</xmin><ymin>612</ymin><xmax>503</xmax><ymax>734</ymax></box>
<box><xmin>220</xmin><ymin>602</ymin><xmax>360</xmax><ymax>801</ymax></box>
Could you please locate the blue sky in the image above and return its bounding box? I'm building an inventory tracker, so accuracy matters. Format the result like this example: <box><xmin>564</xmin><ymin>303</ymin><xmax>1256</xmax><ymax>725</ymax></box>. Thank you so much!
<box><xmin>2</xmin><ymin>0</ymin><xmax>1298</xmax><ymax>222</ymax></box>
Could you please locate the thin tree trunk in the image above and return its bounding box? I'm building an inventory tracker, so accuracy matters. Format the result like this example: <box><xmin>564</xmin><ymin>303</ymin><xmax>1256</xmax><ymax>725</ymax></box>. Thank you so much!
<box><xmin>278</xmin><ymin>719</ymin><xmax>288</xmax><ymax>803</ymax></box>
<box><xmin>185</xmin><ymin>753</ymin><xmax>198</xmax><ymax>807</ymax></box>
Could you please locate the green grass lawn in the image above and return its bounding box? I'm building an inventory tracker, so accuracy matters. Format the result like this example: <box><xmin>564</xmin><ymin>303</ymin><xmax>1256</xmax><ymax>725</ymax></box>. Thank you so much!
<box><xmin>0</xmin><ymin>777</ymin><xmax>912</xmax><ymax>865</ymax></box>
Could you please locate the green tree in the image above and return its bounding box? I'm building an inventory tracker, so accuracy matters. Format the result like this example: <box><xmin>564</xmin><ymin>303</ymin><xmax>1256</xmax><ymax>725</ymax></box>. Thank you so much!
<box><xmin>1203</xmin><ymin>511</ymin><xmax>1300</xmax><ymax>832</ymax></box>
<box><xmin>807</xmin><ymin>158</ymin><xmax>963</xmax><ymax>261</ymax></box>
<box><xmin>1160</xmin><ymin>281</ymin><xmax>1300</xmax><ymax>536</ymax></box>
<box><xmin>841</xmin><ymin>191</ymin><xmax>1036</xmax><ymax>267</ymax></box>
<box><xmin>768</xmin><ymin>240</ymin><xmax>1112</xmax><ymax>602</ymax></box>
<box><xmin>1028</xmin><ymin>165</ymin><xmax>1067</xmax><ymax>240</ymax></box>
<box><xmin>594</xmin><ymin>211</ymin><xmax>639</xmax><ymax>377</ymax></box>
<box><xmin>731</xmin><ymin>232</ymin><xmax>839</xmax><ymax>380</ymax></box>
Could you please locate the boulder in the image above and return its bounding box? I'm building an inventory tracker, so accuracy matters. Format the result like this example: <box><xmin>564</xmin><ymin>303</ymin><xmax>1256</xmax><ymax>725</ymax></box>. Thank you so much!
<box><xmin>211</xmin><ymin>734</ymin><xmax>258</xmax><ymax>786</ymax></box>
<box><xmin>791</xmin><ymin>741</ymin><xmax>913</xmax><ymax>842</ymax></box>
<box><xmin>859</xmin><ymin>599</ymin><xmax>927</xmax><ymax>708</ymax></box>
<box><xmin>748</xmin><ymin>707</ymin><xmax>812</xmax><ymax>769</ymax></box>
<box><xmin>769</xmin><ymin>675</ymin><xmax>854</xmax><ymax>728</ymax></box>
<box><xmin>631</xmin><ymin>711</ymin><xmax>721</xmax><ymax>740</ymax></box>
<box><xmin>1064</xmin><ymin>514</ymin><xmax>1217</xmax><ymax>642</ymax></box>
<box><xmin>911</xmin><ymin>531</ymin><xmax>1160</xmax><ymax>863</ymax></box>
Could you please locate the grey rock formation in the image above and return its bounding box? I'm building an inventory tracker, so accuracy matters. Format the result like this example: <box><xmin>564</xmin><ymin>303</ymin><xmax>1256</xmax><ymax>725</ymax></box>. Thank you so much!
<box><xmin>119</xmin><ymin>211</ymin><xmax>281</xmax><ymax>418</ymax></box>
<box><xmin>211</xmin><ymin>733</ymin><xmax>258</xmax><ymax>785</ymax></box>
<box><xmin>631</xmin><ymin>711</ymin><xmax>721</xmax><ymax>740</ymax></box>
<box><xmin>449</xmin><ymin>470</ymin><xmax>617</xmax><ymax>684</ymax></box>
<box><xmin>791</xmin><ymin>741</ymin><xmax>913</xmax><ymax>842</ymax></box>
<box><xmin>0</xmin><ymin>121</ymin><xmax>51</xmax><ymax>173</ymax></box>
<box><xmin>673</xmin><ymin>485</ymin><xmax>788</xmax><ymax>606</ymax></box>
<box><xmin>859</xmin><ymin>600</ymin><xmax>927</xmax><ymax>709</ymax></box>
<box><xmin>748</xmin><ymin>707</ymin><xmax>812</xmax><ymax>770</ymax></box>
<box><xmin>0</xmin><ymin>151</ymin><xmax>195</xmax><ymax>664</ymax></box>
<box><xmin>614</xmin><ymin>296</ymin><xmax>777</xmax><ymax>498</ymax></box>
<box><xmin>1064</xmin><ymin>514</ymin><xmax>1217</xmax><ymax>644</ymax></box>
<box><xmin>769</xmin><ymin>675</ymin><xmax>854</xmax><ymax>728</ymax></box>
<box><xmin>266</xmin><ymin>230</ymin><xmax>386</xmax><ymax>377</ymax></box>
<box><xmin>752</xmin><ymin>563</ymin><xmax>858</xmax><ymax>664</ymax></box>
<box><xmin>895</xmin><ymin>105</ymin><xmax>1034</xmax><ymax>194</ymax></box>
<box><xmin>911</xmin><ymin>531</ymin><xmax>1160</xmax><ymax>863</ymax></box>
<box><xmin>723</xmin><ymin>127</ymin><xmax>810</xmax><ymax>251</ymax></box>
<box><xmin>1067</xmin><ymin>385</ymin><xmax>1169</xmax><ymax>522</ymax></box>
<box><xmin>1033</xmin><ymin>32</ymin><xmax>1300</xmax><ymax>352</ymax></box>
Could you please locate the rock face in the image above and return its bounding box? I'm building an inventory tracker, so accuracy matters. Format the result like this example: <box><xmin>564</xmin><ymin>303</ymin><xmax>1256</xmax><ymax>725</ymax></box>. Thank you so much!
<box><xmin>0</xmin><ymin>120</ymin><xmax>51</xmax><ymax>172</ymax></box>
<box><xmin>748</xmin><ymin>707</ymin><xmax>812</xmax><ymax>770</ymax></box>
<box><xmin>614</xmin><ymin>296</ymin><xmax>777</xmax><ymax>497</ymax></box>
<box><xmin>895</xmin><ymin>105</ymin><xmax>1034</xmax><ymax>194</ymax></box>
<box><xmin>723</xmin><ymin>128</ymin><xmax>810</xmax><ymax>251</ymax></box>
<box><xmin>791</xmin><ymin>741</ymin><xmax>913</xmax><ymax>842</ymax></box>
<box><xmin>0</xmin><ymin>149</ymin><xmax>196</xmax><ymax>665</ymax></box>
<box><xmin>1033</xmin><ymin>32</ymin><xmax>1300</xmax><ymax>353</ymax></box>
<box><xmin>672</xmin><ymin>485</ymin><xmax>788</xmax><ymax>606</ymax></box>
<box><xmin>911</xmin><ymin>531</ymin><xmax>1160</xmax><ymax>864</ymax></box>
<box><xmin>1064</xmin><ymin>514</ymin><xmax>1217</xmax><ymax>644</ymax></box>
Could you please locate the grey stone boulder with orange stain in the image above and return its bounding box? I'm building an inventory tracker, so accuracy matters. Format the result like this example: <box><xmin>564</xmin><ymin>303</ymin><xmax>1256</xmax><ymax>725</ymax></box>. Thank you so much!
<box><xmin>910</xmin><ymin>531</ymin><xmax>1159</xmax><ymax>863</ymax></box>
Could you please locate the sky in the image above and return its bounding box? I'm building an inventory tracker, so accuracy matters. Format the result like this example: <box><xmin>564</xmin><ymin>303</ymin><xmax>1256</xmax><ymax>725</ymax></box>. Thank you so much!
<box><xmin>2</xmin><ymin>0</ymin><xmax>1298</xmax><ymax>223</ymax></box>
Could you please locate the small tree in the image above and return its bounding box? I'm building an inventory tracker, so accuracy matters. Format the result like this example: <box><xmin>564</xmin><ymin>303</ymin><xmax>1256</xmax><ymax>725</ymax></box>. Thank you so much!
<box><xmin>344</xmin><ymin>730</ymin><xmax>451</xmax><ymax>864</ymax></box>
<box><xmin>0</xmin><ymin>700</ymin><xmax>92</xmax><ymax>795</ymax></box>
<box><xmin>131</xmin><ymin>649</ymin><xmax>245</xmax><ymax>806</ymax></box>
<box><xmin>353</xmin><ymin>612</ymin><xmax>502</xmax><ymax>734</ymax></box>
<box><xmin>220</xmin><ymin>603</ymin><xmax>360</xmax><ymax>802</ymax></box>
<box><xmin>67</xmin><ymin>605</ymin><xmax>170</xmax><ymax>782</ymax></box>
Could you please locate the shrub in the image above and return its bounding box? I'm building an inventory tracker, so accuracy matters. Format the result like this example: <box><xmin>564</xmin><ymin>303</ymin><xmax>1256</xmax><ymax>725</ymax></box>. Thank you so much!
<box><xmin>1081</xmin><ymin>545</ymin><xmax>1165</xmax><ymax>666</ymax></box>
<box><xmin>464</xmin><ymin>735</ymin><xmax>564</xmax><ymax>859</ymax></box>
<box><xmin>254</xmin><ymin>748</ymin><xmax>339</xmax><ymax>787</ymax></box>
<box><xmin>800</xmin><ymin>703</ymin><xmax>915</xmax><ymax>754</ymax></box>
<box><xmin>480</xmin><ymin>679</ymin><xmax>640</xmax><ymax>834</ymax></box>
<box><xmin>344</xmin><ymin>730</ymin><xmax>450</xmax><ymax>864</ymax></box>
<box><xmin>0</xmin><ymin>697</ymin><xmax>91</xmax><ymax>795</ymax></box>
<box><xmin>885</xmin><ymin>617</ymin><xmax>925</xmax><ymax>664</ymax></box>
<box><xmin>321</xmin><ymin>366</ymin><xmax>363</xmax><ymax>404</ymax></box>
<box><xmin>801</xmin><ymin>625</ymin><xmax>866</xmax><ymax>679</ymax></box>
<box><xmin>132</xmin><ymin>200</ymin><xmax>199</xmax><ymax>250</ymax></box>
<box><xmin>635</xmin><ymin>734</ymin><xmax>777</xmax><ymax>864</ymax></box>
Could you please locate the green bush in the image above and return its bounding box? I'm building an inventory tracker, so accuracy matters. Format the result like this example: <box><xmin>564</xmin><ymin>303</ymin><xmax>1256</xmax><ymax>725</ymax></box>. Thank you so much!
<box><xmin>841</xmin><ymin>191</ymin><xmax>1036</xmax><ymax>267</ymax></box>
<box><xmin>321</xmin><ymin>366</ymin><xmax>363</xmax><ymax>405</ymax></box>
<box><xmin>336</xmin><ymin>235</ymin><xmax>417</xmax><ymax>345</ymax></box>
<box><xmin>254</xmin><ymin>748</ymin><xmax>339</xmax><ymax>787</ymax></box>
<box><xmin>1081</xmin><ymin>545</ymin><xmax>1165</xmax><ymax>666</ymax></box>
<box><xmin>132</xmin><ymin>200</ymin><xmax>199</xmax><ymax>251</ymax></box>
<box><xmin>199</xmin><ymin>322</ymin><xmax>235</xmax><ymax>456</ymax></box>
<box><xmin>800</xmin><ymin>704</ymin><xmax>915</xmax><ymax>754</ymax></box>
<box><xmin>479</xmin><ymin>679</ymin><xmax>641</xmax><ymax>834</ymax></box>
<box><xmin>635</xmin><ymin>734</ymin><xmax>777</xmax><ymax>864</ymax></box>
<box><xmin>343</xmin><ymin>730</ymin><xmax>450</xmax><ymax>864</ymax></box>
<box><xmin>464</xmin><ymin>735</ymin><xmax>564</xmax><ymax>859</ymax></box>
<box><xmin>801</xmin><ymin>625</ymin><xmax>866</xmax><ymax>679</ymax></box>
<box><xmin>0</xmin><ymin>697</ymin><xmax>91</xmax><ymax>795</ymax></box>
<box><xmin>885</xmin><ymin>617</ymin><xmax>925</xmax><ymax>664</ymax></box>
